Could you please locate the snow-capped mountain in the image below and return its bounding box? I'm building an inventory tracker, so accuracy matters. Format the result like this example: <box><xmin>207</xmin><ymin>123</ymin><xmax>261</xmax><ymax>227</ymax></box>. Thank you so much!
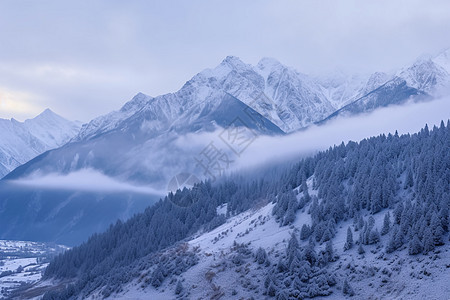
<box><xmin>324</xmin><ymin>49</ymin><xmax>450</xmax><ymax>120</ymax></box>
<box><xmin>398</xmin><ymin>50</ymin><xmax>450</xmax><ymax>95</ymax></box>
<box><xmin>1</xmin><ymin>51</ymin><xmax>449</xmax><ymax>247</ymax></box>
<box><xmin>75</xmin><ymin>50</ymin><xmax>450</xmax><ymax>142</ymax></box>
<box><xmin>316</xmin><ymin>71</ymin><xmax>379</xmax><ymax>109</ymax></box>
<box><xmin>0</xmin><ymin>109</ymin><xmax>81</xmax><ymax>178</ymax></box>
<box><xmin>323</xmin><ymin>77</ymin><xmax>428</xmax><ymax>121</ymax></box>
<box><xmin>75</xmin><ymin>55</ymin><xmax>336</xmax><ymax>139</ymax></box>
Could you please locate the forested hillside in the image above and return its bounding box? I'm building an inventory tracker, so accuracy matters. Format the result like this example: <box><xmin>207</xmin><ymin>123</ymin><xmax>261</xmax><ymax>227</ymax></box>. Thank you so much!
<box><xmin>41</xmin><ymin>120</ymin><xmax>449</xmax><ymax>299</ymax></box>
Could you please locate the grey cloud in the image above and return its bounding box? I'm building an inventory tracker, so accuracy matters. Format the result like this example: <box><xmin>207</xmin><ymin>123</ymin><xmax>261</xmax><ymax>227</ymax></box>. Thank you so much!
<box><xmin>0</xmin><ymin>0</ymin><xmax>449</xmax><ymax>121</ymax></box>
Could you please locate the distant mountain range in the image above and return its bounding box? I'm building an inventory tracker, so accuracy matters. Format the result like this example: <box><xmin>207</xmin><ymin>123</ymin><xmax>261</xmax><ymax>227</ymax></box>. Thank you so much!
<box><xmin>6</xmin><ymin>49</ymin><xmax>450</xmax><ymax>183</ymax></box>
<box><xmin>1</xmin><ymin>49</ymin><xmax>449</xmax><ymax>245</ymax></box>
<box><xmin>0</xmin><ymin>109</ymin><xmax>81</xmax><ymax>178</ymax></box>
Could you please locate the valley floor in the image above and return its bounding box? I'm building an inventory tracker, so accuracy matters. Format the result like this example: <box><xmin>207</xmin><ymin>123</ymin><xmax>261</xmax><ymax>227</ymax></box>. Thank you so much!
<box><xmin>0</xmin><ymin>240</ymin><xmax>67</xmax><ymax>299</ymax></box>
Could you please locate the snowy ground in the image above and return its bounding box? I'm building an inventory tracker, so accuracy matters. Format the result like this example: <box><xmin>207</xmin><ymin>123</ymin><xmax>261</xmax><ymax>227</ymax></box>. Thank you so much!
<box><xmin>101</xmin><ymin>177</ymin><xmax>450</xmax><ymax>300</ymax></box>
<box><xmin>0</xmin><ymin>240</ymin><xmax>67</xmax><ymax>299</ymax></box>
<box><xmin>109</xmin><ymin>202</ymin><xmax>450</xmax><ymax>299</ymax></box>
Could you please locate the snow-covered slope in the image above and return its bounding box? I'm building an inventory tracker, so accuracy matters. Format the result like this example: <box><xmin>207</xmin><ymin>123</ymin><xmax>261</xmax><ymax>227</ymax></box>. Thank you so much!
<box><xmin>0</xmin><ymin>109</ymin><xmax>81</xmax><ymax>178</ymax></box>
<box><xmin>319</xmin><ymin>49</ymin><xmax>450</xmax><ymax>123</ymax></box>
<box><xmin>323</xmin><ymin>77</ymin><xmax>428</xmax><ymax>121</ymax></box>
<box><xmin>81</xmin><ymin>177</ymin><xmax>450</xmax><ymax>300</ymax></box>
<box><xmin>316</xmin><ymin>71</ymin><xmax>389</xmax><ymax>109</ymax></box>
<box><xmin>322</xmin><ymin>49</ymin><xmax>450</xmax><ymax>122</ymax></box>
<box><xmin>398</xmin><ymin>49</ymin><xmax>450</xmax><ymax>95</ymax></box>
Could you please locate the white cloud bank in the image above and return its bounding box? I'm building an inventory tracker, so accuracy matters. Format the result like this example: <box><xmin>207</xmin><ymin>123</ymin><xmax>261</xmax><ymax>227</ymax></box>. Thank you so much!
<box><xmin>12</xmin><ymin>168</ymin><xmax>166</xmax><ymax>196</ymax></box>
<box><xmin>8</xmin><ymin>97</ymin><xmax>450</xmax><ymax>193</ymax></box>
<box><xmin>233</xmin><ymin>97</ymin><xmax>450</xmax><ymax>171</ymax></box>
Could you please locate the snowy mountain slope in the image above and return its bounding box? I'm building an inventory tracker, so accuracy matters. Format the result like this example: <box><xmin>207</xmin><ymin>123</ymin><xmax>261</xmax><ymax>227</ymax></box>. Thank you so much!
<box><xmin>433</xmin><ymin>48</ymin><xmax>450</xmax><ymax>74</ymax></box>
<box><xmin>74</xmin><ymin>92</ymin><xmax>153</xmax><ymax>142</ymax></box>
<box><xmin>320</xmin><ymin>49</ymin><xmax>450</xmax><ymax>122</ymax></box>
<box><xmin>322</xmin><ymin>77</ymin><xmax>428</xmax><ymax>121</ymax></box>
<box><xmin>51</xmin><ymin>169</ymin><xmax>449</xmax><ymax>300</ymax></box>
<box><xmin>316</xmin><ymin>71</ymin><xmax>388</xmax><ymax>109</ymax></box>
<box><xmin>103</xmin><ymin>199</ymin><xmax>450</xmax><ymax>300</ymax></box>
<box><xmin>0</xmin><ymin>109</ymin><xmax>81</xmax><ymax>178</ymax></box>
<box><xmin>253</xmin><ymin>57</ymin><xmax>336</xmax><ymax>131</ymax></box>
<box><xmin>26</xmin><ymin>122</ymin><xmax>449</xmax><ymax>300</ymax></box>
<box><xmin>398</xmin><ymin>49</ymin><xmax>450</xmax><ymax>95</ymax></box>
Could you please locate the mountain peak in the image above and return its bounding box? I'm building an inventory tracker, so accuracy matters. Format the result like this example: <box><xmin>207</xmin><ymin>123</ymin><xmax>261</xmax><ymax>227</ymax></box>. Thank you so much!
<box><xmin>413</xmin><ymin>53</ymin><xmax>433</xmax><ymax>65</ymax></box>
<box><xmin>32</xmin><ymin>108</ymin><xmax>63</xmax><ymax>122</ymax></box>
<box><xmin>194</xmin><ymin>56</ymin><xmax>252</xmax><ymax>81</ymax></box>
<box><xmin>257</xmin><ymin>57</ymin><xmax>283</xmax><ymax>69</ymax></box>
<box><xmin>434</xmin><ymin>47</ymin><xmax>450</xmax><ymax>59</ymax></box>
<box><xmin>120</xmin><ymin>92</ymin><xmax>152</xmax><ymax>112</ymax></box>
<box><xmin>433</xmin><ymin>48</ymin><xmax>450</xmax><ymax>73</ymax></box>
<box><xmin>39</xmin><ymin>108</ymin><xmax>56</xmax><ymax>116</ymax></box>
<box><xmin>220</xmin><ymin>55</ymin><xmax>247</xmax><ymax>69</ymax></box>
<box><xmin>134</xmin><ymin>92</ymin><xmax>149</xmax><ymax>99</ymax></box>
<box><xmin>222</xmin><ymin>55</ymin><xmax>242</xmax><ymax>63</ymax></box>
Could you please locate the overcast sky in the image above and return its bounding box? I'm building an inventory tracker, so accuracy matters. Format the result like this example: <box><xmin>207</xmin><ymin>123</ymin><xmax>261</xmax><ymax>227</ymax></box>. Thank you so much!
<box><xmin>1</xmin><ymin>0</ymin><xmax>449</xmax><ymax>122</ymax></box>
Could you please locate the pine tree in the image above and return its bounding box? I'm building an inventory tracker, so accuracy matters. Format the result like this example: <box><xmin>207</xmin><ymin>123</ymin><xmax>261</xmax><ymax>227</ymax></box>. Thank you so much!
<box><xmin>276</xmin><ymin>290</ymin><xmax>289</xmax><ymax>300</ymax></box>
<box><xmin>175</xmin><ymin>280</ymin><xmax>183</xmax><ymax>295</ymax></box>
<box><xmin>287</xmin><ymin>233</ymin><xmax>299</xmax><ymax>264</ymax></box>
<box><xmin>255</xmin><ymin>247</ymin><xmax>267</xmax><ymax>265</ymax></box>
<box><xmin>304</xmin><ymin>238</ymin><xmax>317</xmax><ymax>266</ymax></box>
<box><xmin>283</xmin><ymin>208</ymin><xmax>296</xmax><ymax>226</ymax></box>
<box><xmin>358</xmin><ymin>215</ymin><xmax>365</xmax><ymax>231</ymax></box>
<box><xmin>423</xmin><ymin>227</ymin><xmax>435</xmax><ymax>253</ymax></box>
<box><xmin>276</xmin><ymin>257</ymin><xmax>287</xmax><ymax>273</ymax></box>
<box><xmin>438</xmin><ymin>203</ymin><xmax>449</xmax><ymax>233</ymax></box>
<box><xmin>358</xmin><ymin>243</ymin><xmax>365</xmax><ymax>255</ymax></box>
<box><xmin>369</xmin><ymin>228</ymin><xmax>381</xmax><ymax>244</ymax></box>
<box><xmin>408</xmin><ymin>235</ymin><xmax>423</xmax><ymax>255</ymax></box>
<box><xmin>300</xmin><ymin>224</ymin><xmax>311</xmax><ymax>240</ymax></box>
<box><xmin>404</xmin><ymin>168</ymin><xmax>414</xmax><ymax>189</ymax></box>
<box><xmin>344</xmin><ymin>227</ymin><xmax>353</xmax><ymax>251</ymax></box>
<box><xmin>431</xmin><ymin>213</ymin><xmax>445</xmax><ymax>246</ymax></box>
<box><xmin>370</xmin><ymin>186</ymin><xmax>382</xmax><ymax>213</ymax></box>
<box><xmin>267</xmin><ymin>282</ymin><xmax>276</xmax><ymax>297</ymax></box>
<box><xmin>298</xmin><ymin>260</ymin><xmax>311</xmax><ymax>282</ymax></box>
<box><xmin>386</xmin><ymin>225</ymin><xmax>399</xmax><ymax>253</ymax></box>
<box><xmin>289</xmin><ymin>254</ymin><xmax>302</xmax><ymax>273</ymax></box>
<box><xmin>381</xmin><ymin>212</ymin><xmax>391</xmax><ymax>236</ymax></box>
<box><xmin>151</xmin><ymin>266</ymin><xmax>164</xmax><ymax>287</ymax></box>
<box><xmin>264</xmin><ymin>274</ymin><xmax>271</xmax><ymax>289</ymax></box>
<box><xmin>343</xmin><ymin>278</ymin><xmax>355</xmax><ymax>296</ymax></box>
<box><xmin>325</xmin><ymin>240</ymin><xmax>335</xmax><ymax>262</ymax></box>
<box><xmin>321</xmin><ymin>228</ymin><xmax>333</xmax><ymax>243</ymax></box>
<box><xmin>394</xmin><ymin>203</ymin><xmax>403</xmax><ymax>225</ymax></box>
